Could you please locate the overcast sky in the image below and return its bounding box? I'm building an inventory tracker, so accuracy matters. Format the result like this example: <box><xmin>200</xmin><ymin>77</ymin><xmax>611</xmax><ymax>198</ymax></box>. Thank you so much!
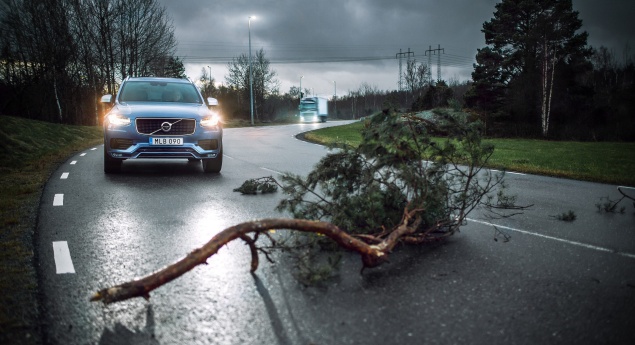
<box><xmin>157</xmin><ymin>0</ymin><xmax>634</xmax><ymax>98</ymax></box>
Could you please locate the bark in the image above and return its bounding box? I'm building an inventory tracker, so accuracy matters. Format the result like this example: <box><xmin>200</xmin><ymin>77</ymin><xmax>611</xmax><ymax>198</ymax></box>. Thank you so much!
<box><xmin>91</xmin><ymin>218</ymin><xmax>399</xmax><ymax>304</ymax></box>
<box><xmin>541</xmin><ymin>40</ymin><xmax>558</xmax><ymax>137</ymax></box>
<box><xmin>54</xmin><ymin>76</ymin><xmax>63</xmax><ymax>123</ymax></box>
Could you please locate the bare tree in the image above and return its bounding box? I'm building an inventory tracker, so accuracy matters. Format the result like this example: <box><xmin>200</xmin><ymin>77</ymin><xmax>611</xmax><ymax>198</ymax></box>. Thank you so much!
<box><xmin>225</xmin><ymin>48</ymin><xmax>279</xmax><ymax>121</ymax></box>
<box><xmin>115</xmin><ymin>0</ymin><xmax>176</xmax><ymax>79</ymax></box>
<box><xmin>0</xmin><ymin>0</ymin><xmax>178</xmax><ymax>124</ymax></box>
<box><xmin>198</xmin><ymin>66</ymin><xmax>216</xmax><ymax>98</ymax></box>
<box><xmin>404</xmin><ymin>58</ymin><xmax>428</xmax><ymax>98</ymax></box>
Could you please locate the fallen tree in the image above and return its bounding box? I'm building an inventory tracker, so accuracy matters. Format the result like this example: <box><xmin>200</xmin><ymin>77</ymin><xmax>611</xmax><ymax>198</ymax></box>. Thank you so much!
<box><xmin>92</xmin><ymin>215</ymin><xmax>415</xmax><ymax>304</ymax></box>
<box><xmin>92</xmin><ymin>108</ymin><xmax>528</xmax><ymax>304</ymax></box>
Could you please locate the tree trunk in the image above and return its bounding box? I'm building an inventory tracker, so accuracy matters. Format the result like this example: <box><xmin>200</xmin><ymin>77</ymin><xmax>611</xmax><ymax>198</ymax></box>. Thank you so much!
<box><xmin>53</xmin><ymin>75</ymin><xmax>63</xmax><ymax>123</ymax></box>
<box><xmin>541</xmin><ymin>40</ymin><xmax>557</xmax><ymax>137</ymax></box>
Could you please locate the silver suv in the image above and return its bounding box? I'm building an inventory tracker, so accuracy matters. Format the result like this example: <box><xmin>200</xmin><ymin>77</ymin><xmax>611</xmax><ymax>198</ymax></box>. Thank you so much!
<box><xmin>101</xmin><ymin>77</ymin><xmax>223</xmax><ymax>173</ymax></box>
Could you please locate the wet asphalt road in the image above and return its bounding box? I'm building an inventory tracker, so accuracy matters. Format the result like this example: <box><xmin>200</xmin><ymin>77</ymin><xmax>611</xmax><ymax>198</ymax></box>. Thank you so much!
<box><xmin>37</xmin><ymin>121</ymin><xmax>635</xmax><ymax>344</ymax></box>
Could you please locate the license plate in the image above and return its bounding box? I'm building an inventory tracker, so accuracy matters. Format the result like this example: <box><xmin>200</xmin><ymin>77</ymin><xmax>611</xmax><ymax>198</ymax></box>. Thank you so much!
<box><xmin>150</xmin><ymin>137</ymin><xmax>183</xmax><ymax>145</ymax></box>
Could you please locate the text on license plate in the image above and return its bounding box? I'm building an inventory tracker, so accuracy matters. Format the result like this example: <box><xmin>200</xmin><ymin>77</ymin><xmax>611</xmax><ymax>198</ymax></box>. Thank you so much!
<box><xmin>150</xmin><ymin>137</ymin><xmax>183</xmax><ymax>145</ymax></box>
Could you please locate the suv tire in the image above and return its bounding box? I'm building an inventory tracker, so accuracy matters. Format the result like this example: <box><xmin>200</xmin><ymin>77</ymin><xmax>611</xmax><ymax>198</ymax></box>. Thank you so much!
<box><xmin>202</xmin><ymin>149</ymin><xmax>222</xmax><ymax>173</ymax></box>
<box><xmin>104</xmin><ymin>149</ymin><xmax>122</xmax><ymax>173</ymax></box>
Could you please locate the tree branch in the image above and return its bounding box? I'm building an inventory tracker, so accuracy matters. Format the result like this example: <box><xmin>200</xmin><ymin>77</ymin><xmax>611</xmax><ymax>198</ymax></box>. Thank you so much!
<box><xmin>91</xmin><ymin>218</ymin><xmax>393</xmax><ymax>304</ymax></box>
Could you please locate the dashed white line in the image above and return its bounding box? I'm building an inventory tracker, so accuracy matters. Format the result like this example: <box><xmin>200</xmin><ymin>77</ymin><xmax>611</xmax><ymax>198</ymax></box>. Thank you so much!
<box><xmin>90</xmin><ymin>147</ymin><xmax>97</xmax><ymax>150</ymax></box>
<box><xmin>70</xmin><ymin>161</ymin><xmax>77</xmax><ymax>165</ymax></box>
<box><xmin>261</xmin><ymin>167</ymin><xmax>283</xmax><ymax>175</ymax></box>
<box><xmin>468</xmin><ymin>218</ymin><xmax>635</xmax><ymax>259</ymax></box>
<box><xmin>60</xmin><ymin>172</ymin><xmax>69</xmax><ymax>179</ymax></box>
<box><xmin>52</xmin><ymin>241</ymin><xmax>75</xmax><ymax>274</ymax></box>
<box><xmin>53</xmin><ymin>194</ymin><xmax>64</xmax><ymax>206</ymax></box>
<box><xmin>490</xmin><ymin>169</ymin><xmax>526</xmax><ymax>176</ymax></box>
<box><xmin>80</xmin><ymin>153</ymin><xmax>86</xmax><ymax>157</ymax></box>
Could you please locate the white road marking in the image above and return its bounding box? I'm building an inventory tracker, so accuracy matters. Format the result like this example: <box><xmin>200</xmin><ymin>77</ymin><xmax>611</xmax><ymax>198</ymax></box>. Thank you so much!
<box><xmin>52</xmin><ymin>241</ymin><xmax>75</xmax><ymax>274</ymax></box>
<box><xmin>468</xmin><ymin>218</ymin><xmax>635</xmax><ymax>259</ymax></box>
<box><xmin>90</xmin><ymin>147</ymin><xmax>97</xmax><ymax>150</ymax></box>
<box><xmin>80</xmin><ymin>153</ymin><xmax>86</xmax><ymax>157</ymax></box>
<box><xmin>60</xmin><ymin>172</ymin><xmax>69</xmax><ymax>179</ymax></box>
<box><xmin>261</xmin><ymin>167</ymin><xmax>283</xmax><ymax>175</ymax></box>
<box><xmin>490</xmin><ymin>169</ymin><xmax>526</xmax><ymax>176</ymax></box>
<box><xmin>70</xmin><ymin>161</ymin><xmax>77</xmax><ymax>165</ymax></box>
<box><xmin>53</xmin><ymin>194</ymin><xmax>64</xmax><ymax>206</ymax></box>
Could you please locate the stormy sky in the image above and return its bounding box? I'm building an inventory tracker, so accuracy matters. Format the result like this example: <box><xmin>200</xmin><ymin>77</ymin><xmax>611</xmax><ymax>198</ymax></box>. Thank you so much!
<box><xmin>157</xmin><ymin>0</ymin><xmax>634</xmax><ymax>98</ymax></box>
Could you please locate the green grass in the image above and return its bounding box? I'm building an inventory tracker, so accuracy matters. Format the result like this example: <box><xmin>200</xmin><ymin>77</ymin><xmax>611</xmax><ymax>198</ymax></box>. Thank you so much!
<box><xmin>304</xmin><ymin>121</ymin><xmax>635</xmax><ymax>186</ymax></box>
<box><xmin>483</xmin><ymin>139</ymin><xmax>635</xmax><ymax>186</ymax></box>
<box><xmin>0</xmin><ymin>115</ymin><xmax>103</xmax><ymax>344</ymax></box>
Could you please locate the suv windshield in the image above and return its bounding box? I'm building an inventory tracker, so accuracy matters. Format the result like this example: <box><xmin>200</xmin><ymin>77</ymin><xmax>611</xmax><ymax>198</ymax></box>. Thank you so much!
<box><xmin>119</xmin><ymin>81</ymin><xmax>202</xmax><ymax>104</ymax></box>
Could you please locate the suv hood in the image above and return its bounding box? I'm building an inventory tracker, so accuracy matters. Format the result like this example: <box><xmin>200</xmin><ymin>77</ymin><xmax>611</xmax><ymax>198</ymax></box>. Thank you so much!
<box><xmin>115</xmin><ymin>102</ymin><xmax>211</xmax><ymax>118</ymax></box>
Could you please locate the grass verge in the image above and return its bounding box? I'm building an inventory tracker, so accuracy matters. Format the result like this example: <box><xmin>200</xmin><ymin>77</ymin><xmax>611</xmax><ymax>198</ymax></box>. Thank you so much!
<box><xmin>0</xmin><ymin>115</ymin><xmax>103</xmax><ymax>344</ymax></box>
<box><xmin>304</xmin><ymin>120</ymin><xmax>635</xmax><ymax>186</ymax></box>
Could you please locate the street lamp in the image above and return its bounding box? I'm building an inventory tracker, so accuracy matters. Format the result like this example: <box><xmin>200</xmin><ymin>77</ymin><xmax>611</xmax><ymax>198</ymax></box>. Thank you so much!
<box><xmin>333</xmin><ymin>81</ymin><xmax>337</xmax><ymax>117</ymax></box>
<box><xmin>207</xmin><ymin>65</ymin><xmax>212</xmax><ymax>97</ymax></box>
<box><xmin>248</xmin><ymin>16</ymin><xmax>255</xmax><ymax>125</ymax></box>
<box><xmin>300</xmin><ymin>75</ymin><xmax>304</xmax><ymax>99</ymax></box>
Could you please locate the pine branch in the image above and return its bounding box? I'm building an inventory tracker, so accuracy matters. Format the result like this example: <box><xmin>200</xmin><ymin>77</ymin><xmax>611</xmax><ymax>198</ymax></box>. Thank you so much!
<box><xmin>91</xmin><ymin>218</ymin><xmax>394</xmax><ymax>304</ymax></box>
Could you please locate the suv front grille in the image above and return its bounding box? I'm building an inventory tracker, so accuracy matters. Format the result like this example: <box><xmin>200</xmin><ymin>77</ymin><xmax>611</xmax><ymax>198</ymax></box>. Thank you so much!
<box><xmin>136</xmin><ymin>118</ymin><xmax>196</xmax><ymax>135</ymax></box>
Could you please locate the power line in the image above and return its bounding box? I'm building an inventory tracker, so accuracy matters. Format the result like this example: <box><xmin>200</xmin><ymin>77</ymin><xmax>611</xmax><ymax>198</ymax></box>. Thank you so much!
<box><xmin>180</xmin><ymin>53</ymin><xmax>474</xmax><ymax>68</ymax></box>
<box><xmin>177</xmin><ymin>43</ymin><xmax>475</xmax><ymax>71</ymax></box>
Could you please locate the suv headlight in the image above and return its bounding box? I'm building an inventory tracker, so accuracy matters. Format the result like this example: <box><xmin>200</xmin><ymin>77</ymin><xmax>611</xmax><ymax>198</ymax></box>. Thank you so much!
<box><xmin>201</xmin><ymin>114</ymin><xmax>220</xmax><ymax>128</ymax></box>
<box><xmin>107</xmin><ymin>113</ymin><xmax>131</xmax><ymax>127</ymax></box>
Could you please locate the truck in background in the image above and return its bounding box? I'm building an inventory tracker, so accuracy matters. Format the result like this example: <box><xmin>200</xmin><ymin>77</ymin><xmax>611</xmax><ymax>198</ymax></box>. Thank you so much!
<box><xmin>298</xmin><ymin>96</ymin><xmax>328</xmax><ymax>122</ymax></box>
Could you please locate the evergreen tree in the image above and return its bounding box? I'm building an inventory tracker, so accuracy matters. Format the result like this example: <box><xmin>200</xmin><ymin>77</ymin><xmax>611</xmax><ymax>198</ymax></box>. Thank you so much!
<box><xmin>469</xmin><ymin>0</ymin><xmax>590</xmax><ymax>137</ymax></box>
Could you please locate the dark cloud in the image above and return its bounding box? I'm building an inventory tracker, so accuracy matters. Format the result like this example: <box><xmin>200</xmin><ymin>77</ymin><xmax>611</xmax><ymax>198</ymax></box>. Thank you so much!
<box><xmin>573</xmin><ymin>0</ymin><xmax>634</xmax><ymax>56</ymax></box>
<box><xmin>158</xmin><ymin>0</ymin><xmax>633</xmax><ymax>96</ymax></box>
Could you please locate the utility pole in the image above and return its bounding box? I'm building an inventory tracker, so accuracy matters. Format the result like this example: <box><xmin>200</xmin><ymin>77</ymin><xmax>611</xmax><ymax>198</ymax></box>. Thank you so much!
<box><xmin>333</xmin><ymin>80</ymin><xmax>337</xmax><ymax>117</ymax></box>
<box><xmin>436</xmin><ymin>44</ymin><xmax>444</xmax><ymax>82</ymax></box>
<box><xmin>425</xmin><ymin>44</ymin><xmax>445</xmax><ymax>84</ymax></box>
<box><xmin>396</xmin><ymin>48</ymin><xmax>414</xmax><ymax>91</ymax></box>
<box><xmin>248</xmin><ymin>16</ymin><xmax>255</xmax><ymax>125</ymax></box>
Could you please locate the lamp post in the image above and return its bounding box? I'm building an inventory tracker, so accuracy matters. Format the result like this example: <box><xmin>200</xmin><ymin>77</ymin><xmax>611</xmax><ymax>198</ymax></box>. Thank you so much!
<box><xmin>333</xmin><ymin>81</ymin><xmax>337</xmax><ymax>117</ymax></box>
<box><xmin>207</xmin><ymin>65</ymin><xmax>212</xmax><ymax>97</ymax></box>
<box><xmin>248</xmin><ymin>16</ymin><xmax>255</xmax><ymax>125</ymax></box>
<box><xmin>299</xmin><ymin>75</ymin><xmax>304</xmax><ymax>99</ymax></box>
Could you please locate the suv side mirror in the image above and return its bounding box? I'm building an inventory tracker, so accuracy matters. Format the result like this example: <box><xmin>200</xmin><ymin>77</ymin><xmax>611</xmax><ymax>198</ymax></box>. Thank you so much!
<box><xmin>207</xmin><ymin>97</ymin><xmax>218</xmax><ymax>106</ymax></box>
<box><xmin>101</xmin><ymin>95</ymin><xmax>112</xmax><ymax>103</ymax></box>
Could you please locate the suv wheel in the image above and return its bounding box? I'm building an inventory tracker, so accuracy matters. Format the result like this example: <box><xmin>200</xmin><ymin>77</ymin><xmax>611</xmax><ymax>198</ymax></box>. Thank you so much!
<box><xmin>202</xmin><ymin>149</ymin><xmax>222</xmax><ymax>173</ymax></box>
<box><xmin>104</xmin><ymin>150</ymin><xmax>122</xmax><ymax>173</ymax></box>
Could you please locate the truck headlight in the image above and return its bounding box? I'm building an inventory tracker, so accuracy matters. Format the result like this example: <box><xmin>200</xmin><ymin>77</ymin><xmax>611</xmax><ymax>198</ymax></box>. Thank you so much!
<box><xmin>106</xmin><ymin>113</ymin><xmax>131</xmax><ymax>127</ymax></box>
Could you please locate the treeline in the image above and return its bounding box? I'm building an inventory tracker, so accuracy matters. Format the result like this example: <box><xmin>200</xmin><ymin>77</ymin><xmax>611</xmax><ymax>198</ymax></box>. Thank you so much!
<box><xmin>0</xmin><ymin>0</ymin><xmax>182</xmax><ymax>125</ymax></box>
<box><xmin>464</xmin><ymin>0</ymin><xmax>634</xmax><ymax>141</ymax></box>
<box><xmin>1</xmin><ymin>0</ymin><xmax>633</xmax><ymax>141</ymax></box>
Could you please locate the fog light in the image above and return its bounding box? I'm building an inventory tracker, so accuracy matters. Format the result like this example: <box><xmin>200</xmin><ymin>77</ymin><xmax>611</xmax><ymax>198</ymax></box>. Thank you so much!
<box><xmin>198</xmin><ymin>139</ymin><xmax>218</xmax><ymax>150</ymax></box>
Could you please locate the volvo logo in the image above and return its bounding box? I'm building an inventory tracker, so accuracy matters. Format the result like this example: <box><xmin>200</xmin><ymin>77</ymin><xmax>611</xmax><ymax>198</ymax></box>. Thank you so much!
<box><xmin>161</xmin><ymin>122</ymin><xmax>172</xmax><ymax>132</ymax></box>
